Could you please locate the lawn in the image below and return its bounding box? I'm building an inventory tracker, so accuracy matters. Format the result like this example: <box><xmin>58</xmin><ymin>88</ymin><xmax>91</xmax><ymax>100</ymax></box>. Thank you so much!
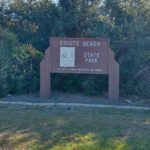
<box><xmin>0</xmin><ymin>104</ymin><xmax>149</xmax><ymax>150</ymax></box>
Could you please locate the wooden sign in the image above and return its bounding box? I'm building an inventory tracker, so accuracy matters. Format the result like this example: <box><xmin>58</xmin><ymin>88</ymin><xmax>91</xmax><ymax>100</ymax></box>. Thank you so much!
<box><xmin>40</xmin><ymin>37</ymin><xmax>119</xmax><ymax>100</ymax></box>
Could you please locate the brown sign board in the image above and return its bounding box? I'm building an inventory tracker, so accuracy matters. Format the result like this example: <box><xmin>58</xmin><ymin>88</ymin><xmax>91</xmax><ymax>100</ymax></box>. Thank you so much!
<box><xmin>40</xmin><ymin>37</ymin><xmax>119</xmax><ymax>100</ymax></box>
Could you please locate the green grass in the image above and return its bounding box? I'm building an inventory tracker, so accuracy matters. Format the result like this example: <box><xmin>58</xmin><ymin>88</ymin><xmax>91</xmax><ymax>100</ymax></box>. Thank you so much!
<box><xmin>0</xmin><ymin>105</ymin><xmax>150</xmax><ymax>150</ymax></box>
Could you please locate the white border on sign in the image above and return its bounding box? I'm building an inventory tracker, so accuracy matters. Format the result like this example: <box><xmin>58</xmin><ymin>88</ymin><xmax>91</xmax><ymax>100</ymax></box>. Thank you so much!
<box><xmin>60</xmin><ymin>47</ymin><xmax>75</xmax><ymax>67</ymax></box>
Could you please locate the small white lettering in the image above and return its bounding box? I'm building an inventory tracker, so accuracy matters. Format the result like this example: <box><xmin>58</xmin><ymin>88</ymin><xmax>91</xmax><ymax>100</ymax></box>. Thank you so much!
<box><xmin>60</xmin><ymin>40</ymin><xmax>100</xmax><ymax>47</ymax></box>
<box><xmin>83</xmin><ymin>41</ymin><xmax>100</xmax><ymax>47</ymax></box>
<box><xmin>59</xmin><ymin>40</ymin><xmax>79</xmax><ymax>46</ymax></box>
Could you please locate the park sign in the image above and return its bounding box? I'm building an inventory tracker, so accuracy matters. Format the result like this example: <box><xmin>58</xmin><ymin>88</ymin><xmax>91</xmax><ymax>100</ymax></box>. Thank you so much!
<box><xmin>40</xmin><ymin>37</ymin><xmax>119</xmax><ymax>100</ymax></box>
<box><xmin>51</xmin><ymin>38</ymin><xmax>108</xmax><ymax>74</ymax></box>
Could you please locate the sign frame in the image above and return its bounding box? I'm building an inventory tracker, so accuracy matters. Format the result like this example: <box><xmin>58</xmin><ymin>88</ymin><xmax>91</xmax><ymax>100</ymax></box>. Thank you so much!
<box><xmin>40</xmin><ymin>37</ymin><xmax>119</xmax><ymax>100</ymax></box>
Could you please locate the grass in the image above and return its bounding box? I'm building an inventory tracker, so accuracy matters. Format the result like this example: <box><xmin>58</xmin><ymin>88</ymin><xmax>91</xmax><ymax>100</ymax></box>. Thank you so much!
<box><xmin>0</xmin><ymin>105</ymin><xmax>150</xmax><ymax>150</ymax></box>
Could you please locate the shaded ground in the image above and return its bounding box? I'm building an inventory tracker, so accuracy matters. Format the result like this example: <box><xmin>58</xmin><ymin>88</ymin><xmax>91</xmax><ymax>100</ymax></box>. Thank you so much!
<box><xmin>0</xmin><ymin>104</ymin><xmax>150</xmax><ymax>150</ymax></box>
<box><xmin>2</xmin><ymin>91</ymin><xmax>150</xmax><ymax>107</ymax></box>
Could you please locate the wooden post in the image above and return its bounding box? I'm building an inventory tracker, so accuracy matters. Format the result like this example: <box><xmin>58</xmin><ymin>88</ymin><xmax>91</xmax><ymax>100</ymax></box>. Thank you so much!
<box><xmin>113</xmin><ymin>61</ymin><xmax>119</xmax><ymax>99</ymax></box>
<box><xmin>40</xmin><ymin>47</ymin><xmax>51</xmax><ymax>98</ymax></box>
<box><xmin>108</xmin><ymin>49</ymin><xmax>119</xmax><ymax>100</ymax></box>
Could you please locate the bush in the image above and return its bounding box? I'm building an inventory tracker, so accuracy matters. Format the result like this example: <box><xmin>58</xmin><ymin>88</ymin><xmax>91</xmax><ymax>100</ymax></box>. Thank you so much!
<box><xmin>52</xmin><ymin>74</ymin><xmax>108</xmax><ymax>96</ymax></box>
<box><xmin>0</xmin><ymin>28</ymin><xmax>43</xmax><ymax>97</ymax></box>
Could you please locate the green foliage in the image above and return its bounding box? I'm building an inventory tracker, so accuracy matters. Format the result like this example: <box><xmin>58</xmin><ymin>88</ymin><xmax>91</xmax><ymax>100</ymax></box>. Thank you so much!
<box><xmin>0</xmin><ymin>0</ymin><xmax>150</xmax><ymax>98</ymax></box>
<box><xmin>0</xmin><ymin>27</ymin><xmax>18</xmax><ymax>96</ymax></box>
<box><xmin>0</xmin><ymin>0</ymin><xmax>59</xmax><ymax>50</ymax></box>
<box><xmin>100</xmin><ymin>0</ymin><xmax>150</xmax><ymax>98</ymax></box>
<box><xmin>52</xmin><ymin>74</ymin><xmax>108</xmax><ymax>96</ymax></box>
<box><xmin>0</xmin><ymin>27</ymin><xmax>43</xmax><ymax>97</ymax></box>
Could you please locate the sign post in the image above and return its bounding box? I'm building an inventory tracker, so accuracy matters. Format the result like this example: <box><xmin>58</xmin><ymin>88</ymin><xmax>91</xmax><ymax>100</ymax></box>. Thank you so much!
<box><xmin>40</xmin><ymin>37</ymin><xmax>119</xmax><ymax>100</ymax></box>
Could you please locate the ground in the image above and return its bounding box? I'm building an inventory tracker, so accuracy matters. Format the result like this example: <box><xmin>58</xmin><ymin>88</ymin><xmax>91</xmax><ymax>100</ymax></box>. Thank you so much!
<box><xmin>2</xmin><ymin>91</ymin><xmax>150</xmax><ymax>107</ymax></box>
<box><xmin>0</xmin><ymin>104</ymin><xmax>150</xmax><ymax>150</ymax></box>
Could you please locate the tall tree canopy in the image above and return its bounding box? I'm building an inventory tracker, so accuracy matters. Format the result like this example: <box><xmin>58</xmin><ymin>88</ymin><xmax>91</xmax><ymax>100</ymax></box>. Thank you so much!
<box><xmin>0</xmin><ymin>0</ymin><xmax>150</xmax><ymax>98</ymax></box>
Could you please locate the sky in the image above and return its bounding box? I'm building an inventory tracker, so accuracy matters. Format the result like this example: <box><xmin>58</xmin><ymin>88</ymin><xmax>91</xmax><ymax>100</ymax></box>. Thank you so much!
<box><xmin>0</xmin><ymin>0</ymin><xmax>59</xmax><ymax>3</ymax></box>
<box><xmin>53</xmin><ymin>0</ymin><xmax>58</xmax><ymax>3</ymax></box>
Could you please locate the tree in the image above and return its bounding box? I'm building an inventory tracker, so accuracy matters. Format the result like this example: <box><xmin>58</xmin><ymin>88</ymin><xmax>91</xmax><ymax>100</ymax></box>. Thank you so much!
<box><xmin>58</xmin><ymin>0</ymin><xmax>104</xmax><ymax>37</ymax></box>
<box><xmin>0</xmin><ymin>26</ymin><xmax>42</xmax><ymax>97</ymax></box>
<box><xmin>104</xmin><ymin>0</ymin><xmax>150</xmax><ymax>97</ymax></box>
<box><xmin>0</xmin><ymin>0</ymin><xmax>150</xmax><ymax>98</ymax></box>
<box><xmin>0</xmin><ymin>0</ymin><xmax>59</xmax><ymax>50</ymax></box>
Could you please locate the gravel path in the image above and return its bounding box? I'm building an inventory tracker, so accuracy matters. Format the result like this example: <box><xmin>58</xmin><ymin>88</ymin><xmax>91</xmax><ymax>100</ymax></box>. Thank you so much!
<box><xmin>2</xmin><ymin>92</ymin><xmax>121</xmax><ymax>105</ymax></box>
<box><xmin>0</xmin><ymin>101</ymin><xmax>150</xmax><ymax>110</ymax></box>
<box><xmin>1</xmin><ymin>91</ymin><xmax>150</xmax><ymax>108</ymax></box>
